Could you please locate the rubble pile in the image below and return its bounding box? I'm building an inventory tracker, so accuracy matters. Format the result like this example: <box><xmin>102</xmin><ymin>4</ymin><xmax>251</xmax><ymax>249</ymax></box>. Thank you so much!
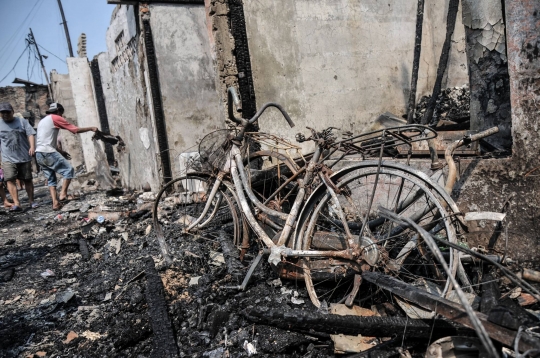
<box><xmin>2</xmin><ymin>184</ymin><xmax>540</xmax><ymax>357</ymax></box>
<box><xmin>413</xmin><ymin>85</ymin><xmax>470</xmax><ymax>126</ymax></box>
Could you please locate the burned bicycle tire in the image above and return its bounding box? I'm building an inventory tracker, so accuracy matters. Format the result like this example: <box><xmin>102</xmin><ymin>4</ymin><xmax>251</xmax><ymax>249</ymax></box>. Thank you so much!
<box><xmin>152</xmin><ymin>173</ymin><xmax>244</xmax><ymax>245</ymax></box>
<box><xmin>294</xmin><ymin>161</ymin><xmax>463</xmax><ymax>307</ymax></box>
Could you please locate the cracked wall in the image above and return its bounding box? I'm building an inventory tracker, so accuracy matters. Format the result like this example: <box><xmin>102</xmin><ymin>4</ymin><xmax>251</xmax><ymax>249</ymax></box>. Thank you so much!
<box><xmin>462</xmin><ymin>0</ymin><xmax>511</xmax><ymax>149</ymax></box>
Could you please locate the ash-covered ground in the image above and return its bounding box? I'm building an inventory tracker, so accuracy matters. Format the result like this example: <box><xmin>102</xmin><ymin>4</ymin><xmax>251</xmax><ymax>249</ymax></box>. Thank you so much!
<box><xmin>2</xmin><ymin>169</ymin><xmax>540</xmax><ymax>358</ymax></box>
<box><xmin>0</xmin><ymin>184</ymin><xmax>339</xmax><ymax>358</ymax></box>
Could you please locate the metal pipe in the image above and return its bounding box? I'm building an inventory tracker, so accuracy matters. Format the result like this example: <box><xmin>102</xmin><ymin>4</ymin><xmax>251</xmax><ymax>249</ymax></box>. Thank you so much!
<box><xmin>445</xmin><ymin>126</ymin><xmax>499</xmax><ymax>194</ymax></box>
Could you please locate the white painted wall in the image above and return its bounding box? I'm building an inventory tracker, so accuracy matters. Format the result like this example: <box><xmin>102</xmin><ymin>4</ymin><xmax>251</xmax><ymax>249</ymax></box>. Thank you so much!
<box><xmin>67</xmin><ymin>57</ymin><xmax>101</xmax><ymax>172</ymax></box>
<box><xmin>49</xmin><ymin>70</ymin><xmax>85</xmax><ymax>170</ymax></box>
<box><xmin>149</xmin><ymin>4</ymin><xmax>224</xmax><ymax>176</ymax></box>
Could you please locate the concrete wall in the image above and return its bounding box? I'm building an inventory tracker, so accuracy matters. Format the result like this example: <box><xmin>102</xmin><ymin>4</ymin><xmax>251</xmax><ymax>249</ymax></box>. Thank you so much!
<box><xmin>149</xmin><ymin>4</ymin><xmax>224</xmax><ymax>176</ymax></box>
<box><xmin>67</xmin><ymin>57</ymin><xmax>102</xmax><ymax>173</ymax></box>
<box><xmin>50</xmin><ymin>71</ymin><xmax>85</xmax><ymax>170</ymax></box>
<box><xmin>0</xmin><ymin>85</ymin><xmax>49</xmax><ymax>124</ymax></box>
<box><xmin>241</xmin><ymin>0</ymin><xmax>469</xmax><ymax>146</ymax></box>
<box><xmin>449</xmin><ymin>0</ymin><xmax>540</xmax><ymax>266</ymax></box>
<box><xmin>101</xmin><ymin>5</ymin><xmax>161</xmax><ymax>191</ymax></box>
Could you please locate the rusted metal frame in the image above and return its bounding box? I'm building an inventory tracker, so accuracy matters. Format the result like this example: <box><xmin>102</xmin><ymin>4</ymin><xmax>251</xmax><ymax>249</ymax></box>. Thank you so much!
<box><xmin>318</xmin><ymin>172</ymin><xmax>357</xmax><ymax>251</ymax></box>
<box><xmin>197</xmin><ymin>191</ymin><xmax>224</xmax><ymax>229</ymax></box>
<box><xmin>256</xmin><ymin>212</ymin><xmax>283</xmax><ymax>231</ymax></box>
<box><xmin>246</xmin><ymin>150</ymin><xmax>300</xmax><ymax>174</ymax></box>
<box><xmin>275</xmin><ymin>147</ymin><xmax>322</xmax><ymax>247</ymax></box>
<box><xmin>294</xmin><ymin>160</ymin><xmax>461</xmax><ymax>247</ymax></box>
<box><xmin>221</xmin><ymin>179</ymin><xmax>250</xmax><ymax>252</ymax></box>
<box><xmin>234</xmin><ymin>153</ymin><xmax>288</xmax><ymax>221</ymax></box>
<box><xmin>363</xmin><ymin>271</ymin><xmax>540</xmax><ymax>353</ymax></box>
<box><xmin>230</xmin><ymin>156</ymin><xmax>275</xmax><ymax>249</ymax></box>
<box><xmin>185</xmin><ymin>172</ymin><xmax>224</xmax><ymax>231</ymax></box>
<box><xmin>378</xmin><ymin>207</ymin><xmax>499</xmax><ymax>356</ymax></box>
<box><xmin>332</xmin><ymin>125</ymin><xmax>437</xmax><ymax>152</ymax></box>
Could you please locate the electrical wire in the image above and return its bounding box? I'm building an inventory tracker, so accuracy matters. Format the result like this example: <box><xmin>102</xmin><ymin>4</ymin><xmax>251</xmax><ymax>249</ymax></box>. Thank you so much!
<box><xmin>38</xmin><ymin>44</ymin><xmax>67</xmax><ymax>63</ymax></box>
<box><xmin>0</xmin><ymin>45</ymin><xmax>30</xmax><ymax>83</ymax></box>
<box><xmin>0</xmin><ymin>0</ymin><xmax>44</xmax><ymax>66</ymax></box>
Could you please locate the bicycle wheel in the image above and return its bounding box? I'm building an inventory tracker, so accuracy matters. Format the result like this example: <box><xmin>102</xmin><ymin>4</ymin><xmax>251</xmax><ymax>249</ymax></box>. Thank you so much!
<box><xmin>152</xmin><ymin>173</ymin><xmax>243</xmax><ymax>244</ymax></box>
<box><xmin>295</xmin><ymin>161</ymin><xmax>462</xmax><ymax>307</ymax></box>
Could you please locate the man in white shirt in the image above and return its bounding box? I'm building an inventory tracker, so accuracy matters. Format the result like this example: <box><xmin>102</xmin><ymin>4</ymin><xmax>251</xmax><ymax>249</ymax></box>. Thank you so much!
<box><xmin>36</xmin><ymin>103</ymin><xmax>97</xmax><ymax>210</ymax></box>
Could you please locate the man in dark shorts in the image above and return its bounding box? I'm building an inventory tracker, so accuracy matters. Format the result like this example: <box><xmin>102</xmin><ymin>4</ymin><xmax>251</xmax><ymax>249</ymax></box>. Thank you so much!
<box><xmin>0</xmin><ymin>102</ymin><xmax>37</xmax><ymax>211</ymax></box>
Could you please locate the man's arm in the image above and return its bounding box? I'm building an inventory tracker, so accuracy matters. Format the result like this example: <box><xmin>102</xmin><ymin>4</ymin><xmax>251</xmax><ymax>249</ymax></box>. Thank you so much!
<box><xmin>28</xmin><ymin>135</ymin><xmax>35</xmax><ymax>156</ymax></box>
<box><xmin>76</xmin><ymin>127</ymin><xmax>98</xmax><ymax>134</ymax></box>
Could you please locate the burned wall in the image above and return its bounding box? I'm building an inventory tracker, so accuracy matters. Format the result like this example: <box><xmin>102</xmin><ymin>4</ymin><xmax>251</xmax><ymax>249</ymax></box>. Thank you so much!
<box><xmin>462</xmin><ymin>0</ymin><xmax>512</xmax><ymax>149</ymax></box>
<box><xmin>227</xmin><ymin>0</ymin><xmax>470</xmax><ymax>147</ymax></box>
<box><xmin>99</xmin><ymin>5</ymin><xmax>161</xmax><ymax>191</ymax></box>
<box><xmin>451</xmin><ymin>0</ymin><xmax>540</xmax><ymax>266</ymax></box>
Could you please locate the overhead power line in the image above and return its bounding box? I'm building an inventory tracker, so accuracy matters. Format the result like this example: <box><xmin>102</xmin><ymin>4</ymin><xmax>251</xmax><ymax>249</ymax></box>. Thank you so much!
<box><xmin>38</xmin><ymin>44</ymin><xmax>67</xmax><ymax>63</ymax></box>
<box><xmin>0</xmin><ymin>0</ymin><xmax>43</xmax><ymax>65</ymax></box>
<box><xmin>0</xmin><ymin>45</ymin><xmax>30</xmax><ymax>84</ymax></box>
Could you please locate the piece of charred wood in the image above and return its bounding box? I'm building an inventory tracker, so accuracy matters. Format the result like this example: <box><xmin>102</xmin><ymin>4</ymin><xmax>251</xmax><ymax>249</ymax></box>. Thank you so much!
<box><xmin>481</xmin><ymin>273</ymin><xmax>500</xmax><ymax>314</ymax></box>
<box><xmin>488</xmin><ymin>297</ymin><xmax>540</xmax><ymax>330</ymax></box>
<box><xmin>363</xmin><ymin>271</ymin><xmax>540</xmax><ymax>352</ymax></box>
<box><xmin>144</xmin><ymin>257</ymin><xmax>178</xmax><ymax>358</ymax></box>
<box><xmin>243</xmin><ymin>306</ymin><xmax>466</xmax><ymax>339</ymax></box>
<box><xmin>421</xmin><ymin>0</ymin><xmax>460</xmax><ymax>126</ymax></box>
<box><xmin>218</xmin><ymin>230</ymin><xmax>245</xmax><ymax>281</ymax></box>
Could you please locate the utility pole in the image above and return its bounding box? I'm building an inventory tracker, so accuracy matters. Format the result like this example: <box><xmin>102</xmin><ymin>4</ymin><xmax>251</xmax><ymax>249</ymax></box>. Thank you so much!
<box><xmin>57</xmin><ymin>0</ymin><xmax>74</xmax><ymax>57</ymax></box>
<box><xmin>28</xmin><ymin>28</ymin><xmax>53</xmax><ymax>101</ymax></box>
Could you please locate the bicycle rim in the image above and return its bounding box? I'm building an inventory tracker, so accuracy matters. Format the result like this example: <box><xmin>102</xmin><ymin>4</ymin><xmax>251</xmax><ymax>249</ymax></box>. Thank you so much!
<box><xmin>297</xmin><ymin>164</ymin><xmax>461</xmax><ymax>308</ymax></box>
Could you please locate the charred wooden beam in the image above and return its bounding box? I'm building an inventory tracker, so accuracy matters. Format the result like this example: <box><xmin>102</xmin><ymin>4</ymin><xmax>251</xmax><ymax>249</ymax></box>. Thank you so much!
<box><xmin>243</xmin><ymin>306</ymin><xmax>466</xmax><ymax>339</ymax></box>
<box><xmin>421</xmin><ymin>0</ymin><xmax>460</xmax><ymax>126</ymax></box>
<box><xmin>144</xmin><ymin>257</ymin><xmax>178</xmax><ymax>358</ymax></box>
<box><xmin>480</xmin><ymin>273</ymin><xmax>500</xmax><ymax>314</ymax></box>
<box><xmin>407</xmin><ymin>0</ymin><xmax>425</xmax><ymax>124</ymax></box>
<box><xmin>363</xmin><ymin>271</ymin><xmax>540</xmax><ymax>352</ymax></box>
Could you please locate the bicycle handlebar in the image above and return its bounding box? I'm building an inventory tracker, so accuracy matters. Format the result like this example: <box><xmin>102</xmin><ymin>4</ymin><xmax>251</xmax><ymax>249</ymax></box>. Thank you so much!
<box><xmin>227</xmin><ymin>87</ymin><xmax>295</xmax><ymax>128</ymax></box>
<box><xmin>444</xmin><ymin>126</ymin><xmax>499</xmax><ymax>194</ymax></box>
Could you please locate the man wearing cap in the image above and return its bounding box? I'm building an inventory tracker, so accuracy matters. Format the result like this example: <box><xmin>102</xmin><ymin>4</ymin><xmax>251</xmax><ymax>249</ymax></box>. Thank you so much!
<box><xmin>36</xmin><ymin>102</ymin><xmax>98</xmax><ymax>210</ymax></box>
<box><xmin>0</xmin><ymin>102</ymin><xmax>37</xmax><ymax>211</ymax></box>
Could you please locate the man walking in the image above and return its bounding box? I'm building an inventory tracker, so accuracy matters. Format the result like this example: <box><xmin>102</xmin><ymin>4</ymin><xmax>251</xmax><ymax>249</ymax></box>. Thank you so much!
<box><xmin>0</xmin><ymin>102</ymin><xmax>37</xmax><ymax>211</ymax></box>
<box><xmin>36</xmin><ymin>102</ymin><xmax>97</xmax><ymax>210</ymax></box>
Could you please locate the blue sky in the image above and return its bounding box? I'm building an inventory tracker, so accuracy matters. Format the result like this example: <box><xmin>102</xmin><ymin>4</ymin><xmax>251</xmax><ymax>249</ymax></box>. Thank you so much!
<box><xmin>0</xmin><ymin>0</ymin><xmax>115</xmax><ymax>87</ymax></box>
